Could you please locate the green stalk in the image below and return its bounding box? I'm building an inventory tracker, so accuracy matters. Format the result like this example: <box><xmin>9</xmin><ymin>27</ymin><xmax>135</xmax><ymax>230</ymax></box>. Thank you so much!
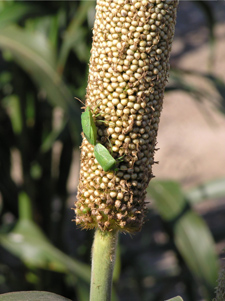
<box><xmin>90</xmin><ymin>229</ymin><xmax>118</xmax><ymax>301</ymax></box>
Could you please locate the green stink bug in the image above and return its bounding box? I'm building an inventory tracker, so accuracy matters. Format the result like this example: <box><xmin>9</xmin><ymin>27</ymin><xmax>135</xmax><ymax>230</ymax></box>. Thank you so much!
<box><xmin>81</xmin><ymin>106</ymin><xmax>97</xmax><ymax>145</ymax></box>
<box><xmin>79</xmin><ymin>101</ymin><xmax>117</xmax><ymax>172</ymax></box>
<box><xmin>94</xmin><ymin>143</ymin><xmax>116</xmax><ymax>172</ymax></box>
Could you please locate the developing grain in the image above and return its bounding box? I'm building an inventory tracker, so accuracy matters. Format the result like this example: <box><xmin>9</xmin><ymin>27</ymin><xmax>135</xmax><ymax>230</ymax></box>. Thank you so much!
<box><xmin>75</xmin><ymin>0</ymin><xmax>178</xmax><ymax>232</ymax></box>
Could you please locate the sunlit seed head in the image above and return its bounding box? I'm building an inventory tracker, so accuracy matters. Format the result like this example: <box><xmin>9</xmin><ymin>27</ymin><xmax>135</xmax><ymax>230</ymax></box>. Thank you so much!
<box><xmin>76</xmin><ymin>0</ymin><xmax>178</xmax><ymax>232</ymax></box>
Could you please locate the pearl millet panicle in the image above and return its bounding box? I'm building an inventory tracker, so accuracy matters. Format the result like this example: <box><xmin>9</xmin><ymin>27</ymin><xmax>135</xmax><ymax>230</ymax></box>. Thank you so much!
<box><xmin>75</xmin><ymin>0</ymin><xmax>179</xmax><ymax>233</ymax></box>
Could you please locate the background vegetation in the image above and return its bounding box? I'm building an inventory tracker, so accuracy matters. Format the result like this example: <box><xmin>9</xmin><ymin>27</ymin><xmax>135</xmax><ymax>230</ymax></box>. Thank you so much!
<box><xmin>0</xmin><ymin>1</ymin><xmax>225</xmax><ymax>300</ymax></box>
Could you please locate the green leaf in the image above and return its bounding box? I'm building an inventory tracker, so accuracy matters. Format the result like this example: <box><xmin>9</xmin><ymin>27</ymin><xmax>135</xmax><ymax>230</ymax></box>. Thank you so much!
<box><xmin>0</xmin><ymin>212</ymin><xmax>90</xmax><ymax>283</ymax></box>
<box><xmin>76</xmin><ymin>280</ymin><xmax>90</xmax><ymax>301</ymax></box>
<box><xmin>147</xmin><ymin>180</ymin><xmax>219</xmax><ymax>298</ymax></box>
<box><xmin>57</xmin><ymin>1</ymin><xmax>94</xmax><ymax>72</ymax></box>
<box><xmin>0</xmin><ymin>3</ymin><xmax>36</xmax><ymax>29</ymax></box>
<box><xmin>0</xmin><ymin>291</ymin><xmax>71</xmax><ymax>301</ymax></box>
<box><xmin>203</xmin><ymin>74</ymin><xmax>225</xmax><ymax>115</ymax></box>
<box><xmin>147</xmin><ymin>180</ymin><xmax>186</xmax><ymax>221</ymax></box>
<box><xmin>18</xmin><ymin>192</ymin><xmax>32</xmax><ymax>221</ymax></box>
<box><xmin>0</xmin><ymin>71</ymin><xmax>12</xmax><ymax>87</ymax></box>
<box><xmin>40</xmin><ymin>119</ymin><xmax>68</xmax><ymax>153</ymax></box>
<box><xmin>0</xmin><ymin>25</ymin><xmax>80</xmax><ymax>141</ymax></box>
<box><xmin>30</xmin><ymin>162</ymin><xmax>42</xmax><ymax>180</ymax></box>
<box><xmin>186</xmin><ymin>178</ymin><xmax>225</xmax><ymax>205</ymax></box>
<box><xmin>165</xmin><ymin>297</ymin><xmax>184</xmax><ymax>301</ymax></box>
<box><xmin>174</xmin><ymin>211</ymin><xmax>218</xmax><ymax>293</ymax></box>
<box><xmin>2</xmin><ymin>95</ymin><xmax>22</xmax><ymax>134</ymax></box>
<box><xmin>71</xmin><ymin>27</ymin><xmax>90</xmax><ymax>62</ymax></box>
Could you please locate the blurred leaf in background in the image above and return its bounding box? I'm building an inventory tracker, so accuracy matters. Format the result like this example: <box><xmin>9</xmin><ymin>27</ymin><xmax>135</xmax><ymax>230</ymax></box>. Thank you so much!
<box><xmin>0</xmin><ymin>1</ymin><xmax>94</xmax><ymax>299</ymax></box>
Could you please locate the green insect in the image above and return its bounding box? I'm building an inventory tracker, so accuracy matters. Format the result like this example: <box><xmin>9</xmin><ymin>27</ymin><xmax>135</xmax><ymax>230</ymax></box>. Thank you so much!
<box><xmin>94</xmin><ymin>143</ymin><xmax>116</xmax><ymax>172</ymax></box>
<box><xmin>80</xmin><ymin>104</ymin><xmax>117</xmax><ymax>172</ymax></box>
<box><xmin>81</xmin><ymin>106</ymin><xmax>97</xmax><ymax>145</ymax></box>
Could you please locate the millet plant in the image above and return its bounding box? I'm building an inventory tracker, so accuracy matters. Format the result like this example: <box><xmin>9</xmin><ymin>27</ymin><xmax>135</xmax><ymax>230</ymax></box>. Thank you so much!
<box><xmin>74</xmin><ymin>0</ymin><xmax>179</xmax><ymax>300</ymax></box>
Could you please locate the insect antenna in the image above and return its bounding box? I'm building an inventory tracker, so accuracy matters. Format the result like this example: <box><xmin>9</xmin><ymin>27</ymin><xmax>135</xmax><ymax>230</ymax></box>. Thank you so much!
<box><xmin>74</xmin><ymin>97</ymin><xmax>86</xmax><ymax>109</ymax></box>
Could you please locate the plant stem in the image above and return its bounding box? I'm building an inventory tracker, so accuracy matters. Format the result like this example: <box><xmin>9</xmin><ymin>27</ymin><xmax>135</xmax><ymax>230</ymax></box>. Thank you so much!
<box><xmin>90</xmin><ymin>229</ymin><xmax>118</xmax><ymax>301</ymax></box>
